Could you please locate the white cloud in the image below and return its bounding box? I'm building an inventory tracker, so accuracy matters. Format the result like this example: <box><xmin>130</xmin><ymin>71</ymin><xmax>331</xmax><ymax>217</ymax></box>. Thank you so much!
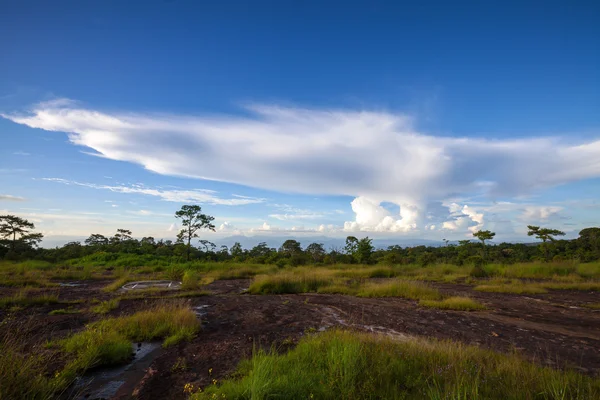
<box><xmin>219</xmin><ymin>221</ymin><xmax>234</xmax><ymax>231</ymax></box>
<box><xmin>343</xmin><ymin>197</ymin><xmax>418</xmax><ymax>232</ymax></box>
<box><xmin>167</xmin><ymin>223</ymin><xmax>178</xmax><ymax>232</ymax></box>
<box><xmin>42</xmin><ymin>178</ymin><xmax>264</xmax><ymax>206</ymax></box>
<box><xmin>442</xmin><ymin>203</ymin><xmax>484</xmax><ymax>233</ymax></box>
<box><xmin>4</xmin><ymin>100</ymin><xmax>600</xmax><ymax>232</ymax></box>
<box><xmin>269</xmin><ymin>212</ymin><xmax>324</xmax><ymax>221</ymax></box>
<box><xmin>0</xmin><ymin>194</ymin><xmax>26</xmax><ymax>202</ymax></box>
<box><xmin>520</xmin><ymin>206</ymin><xmax>563</xmax><ymax>221</ymax></box>
<box><xmin>13</xmin><ymin>151</ymin><xmax>30</xmax><ymax>156</ymax></box>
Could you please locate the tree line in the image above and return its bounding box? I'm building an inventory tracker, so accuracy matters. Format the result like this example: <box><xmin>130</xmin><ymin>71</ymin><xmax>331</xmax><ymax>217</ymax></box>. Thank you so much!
<box><xmin>1</xmin><ymin>206</ymin><xmax>599</xmax><ymax>265</ymax></box>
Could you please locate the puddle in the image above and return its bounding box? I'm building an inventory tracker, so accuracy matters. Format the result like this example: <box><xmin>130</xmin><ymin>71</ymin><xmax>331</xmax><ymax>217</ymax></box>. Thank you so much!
<box><xmin>121</xmin><ymin>280</ymin><xmax>182</xmax><ymax>291</ymax></box>
<box><xmin>193</xmin><ymin>305</ymin><xmax>211</xmax><ymax>324</ymax></box>
<box><xmin>71</xmin><ymin>342</ymin><xmax>162</xmax><ymax>400</ymax></box>
<box><xmin>59</xmin><ymin>282</ymin><xmax>86</xmax><ymax>287</ymax></box>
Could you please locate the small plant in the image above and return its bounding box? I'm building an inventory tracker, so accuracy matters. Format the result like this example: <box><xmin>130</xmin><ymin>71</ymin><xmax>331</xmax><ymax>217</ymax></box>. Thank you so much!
<box><xmin>171</xmin><ymin>356</ymin><xmax>188</xmax><ymax>372</ymax></box>
<box><xmin>91</xmin><ymin>298</ymin><xmax>120</xmax><ymax>314</ymax></box>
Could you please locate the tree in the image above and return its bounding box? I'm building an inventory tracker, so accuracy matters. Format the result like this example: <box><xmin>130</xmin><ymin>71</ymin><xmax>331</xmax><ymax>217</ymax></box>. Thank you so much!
<box><xmin>0</xmin><ymin>215</ymin><xmax>43</xmax><ymax>251</ymax></box>
<box><xmin>279</xmin><ymin>239</ymin><xmax>302</xmax><ymax>257</ymax></box>
<box><xmin>305</xmin><ymin>242</ymin><xmax>326</xmax><ymax>264</ymax></box>
<box><xmin>578</xmin><ymin>227</ymin><xmax>600</xmax><ymax>260</ymax></box>
<box><xmin>473</xmin><ymin>230</ymin><xmax>495</xmax><ymax>259</ymax></box>
<box><xmin>85</xmin><ymin>233</ymin><xmax>109</xmax><ymax>247</ymax></box>
<box><xmin>230</xmin><ymin>242</ymin><xmax>244</xmax><ymax>258</ymax></box>
<box><xmin>527</xmin><ymin>226</ymin><xmax>565</xmax><ymax>243</ymax></box>
<box><xmin>527</xmin><ymin>225</ymin><xmax>565</xmax><ymax>261</ymax></box>
<box><xmin>345</xmin><ymin>236</ymin><xmax>359</xmax><ymax>258</ymax></box>
<box><xmin>111</xmin><ymin>229</ymin><xmax>132</xmax><ymax>244</ymax></box>
<box><xmin>175</xmin><ymin>205</ymin><xmax>215</xmax><ymax>261</ymax></box>
<box><xmin>355</xmin><ymin>237</ymin><xmax>374</xmax><ymax>264</ymax></box>
<box><xmin>198</xmin><ymin>239</ymin><xmax>216</xmax><ymax>253</ymax></box>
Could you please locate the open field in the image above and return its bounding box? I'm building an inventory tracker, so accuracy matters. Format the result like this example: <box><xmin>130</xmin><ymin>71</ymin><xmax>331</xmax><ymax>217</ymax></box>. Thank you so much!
<box><xmin>1</xmin><ymin>260</ymin><xmax>599</xmax><ymax>399</ymax></box>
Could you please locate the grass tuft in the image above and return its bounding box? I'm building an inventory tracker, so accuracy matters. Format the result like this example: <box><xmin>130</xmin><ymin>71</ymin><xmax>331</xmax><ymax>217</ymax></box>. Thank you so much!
<box><xmin>474</xmin><ymin>282</ymin><xmax>548</xmax><ymax>294</ymax></box>
<box><xmin>90</xmin><ymin>298</ymin><xmax>120</xmax><ymax>314</ymax></box>
<box><xmin>0</xmin><ymin>290</ymin><xmax>59</xmax><ymax>308</ymax></box>
<box><xmin>59</xmin><ymin>302</ymin><xmax>200</xmax><ymax>380</ymax></box>
<box><xmin>419</xmin><ymin>296</ymin><xmax>486</xmax><ymax>311</ymax></box>
<box><xmin>356</xmin><ymin>280</ymin><xmax>442</xmax><ymax>300</ymax></box>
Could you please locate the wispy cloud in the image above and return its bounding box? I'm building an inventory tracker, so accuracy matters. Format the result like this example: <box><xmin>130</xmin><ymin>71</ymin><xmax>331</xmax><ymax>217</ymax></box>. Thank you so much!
<box><xmin>42</xmin><ymin>178</ymin><xmax>265</xmax><ymax>206</ymax></box>
<box><xmin>0</xmin><ymin>194</ymin><xmax>26</xmax><ymax>202</ymax></box>
<box><xmin>13</xmin><ymin>151</ymin><xmax>31</xmax><ymax>156</ymax></box>
<box><xmin>3</xmin><ymin>99</ymin><xmax>600</xmax><ymax>232</ymax></box>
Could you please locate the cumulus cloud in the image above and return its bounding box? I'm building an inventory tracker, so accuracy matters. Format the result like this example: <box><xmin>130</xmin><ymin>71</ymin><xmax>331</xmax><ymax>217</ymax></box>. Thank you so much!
<box><xmin>42</xmin><ymin>178</ymin><xmax>264</xmax><ymax>206</ymax></box>
<box><xmin>343</xmin><ymin>197</ymin><xmax>418</xmax><ymax>232</ymax></box>
<box><xmin>0</xmin><ymin>194</ymin><xmax>26</xmax><ymax>202</ymax></box>
<box><xmin>4</xmin><ymin>100</ymin><xmax>600</xmax><ymax>232</ymax></box>
<box><xmin>442</xmin><ymin>203</ymin><xmax>484</xmax><ymax>233</ymax></box>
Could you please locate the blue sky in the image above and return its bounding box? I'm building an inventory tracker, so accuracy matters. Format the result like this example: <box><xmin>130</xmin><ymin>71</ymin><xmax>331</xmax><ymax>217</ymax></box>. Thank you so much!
<box><xmin>1</xmin><ymin>0</ymin><xmax>599</xmax><ymax>246</ymax></box>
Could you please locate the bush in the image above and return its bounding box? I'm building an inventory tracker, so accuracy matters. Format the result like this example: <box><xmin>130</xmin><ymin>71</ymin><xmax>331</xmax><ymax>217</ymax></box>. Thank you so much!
<box><xmin>182</xmin><ymin>270</ymin><xmax>200</xmax><ymax>290</ymax></box>
<box><xmin>470</xmin><ymin>264</ymin><xmax>489</xmax><ymax>278</ymax></box>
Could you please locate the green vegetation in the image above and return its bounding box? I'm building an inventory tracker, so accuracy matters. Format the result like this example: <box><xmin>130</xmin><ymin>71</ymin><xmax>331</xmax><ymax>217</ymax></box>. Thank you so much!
<box><xmin>0</xmin><ymin>334</ymin><xmax>58</xmax><ymax>400</ymax></box>
<box><xmin>49</xmin><ymin>307</ymin><xmax>81</xmax><ymax>315</ymax></box>
<box><xmin>420</xmin><ymin>296</ymin><xmax>486</xmax><ymax>311</ymax></box>
<box><xmin>474</xmin><ymin>282</ymin><xmax>548</xmax><ymax>294</ymax></box>
<box><xmin>583</xmin><ymin>303</ymin><xmax>600</xmax><ymax>309</ymax></box>
<box><xmin>58</xmin><ymin>303</ymin><xmax>200</xmax><ymax>384</ymax></box>
<box><xmin>356</xmin><ymin>280</ymin><xmax>442</xmax><ymax>300</ymax></box>
<box><xmin>90</xmin><ymin>298</ymin><xmax>120</xmax><ymax>314</ymax></box>
<box><xmin>192</xmin><ymin>330</ymin><xmax>600</xmax><ymax>400</ymax></box>
<box><xmin>0</xmin><ymin>290</ymin><xmax>59</xmax><ymax>308</ymax></box>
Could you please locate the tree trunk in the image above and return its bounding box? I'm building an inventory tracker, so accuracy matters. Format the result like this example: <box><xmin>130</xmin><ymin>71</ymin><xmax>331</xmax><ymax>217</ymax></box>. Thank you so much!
<box><xmin>186</xmin><ymin>232</ymin><xmax>191</xmax><ymax>262</ymax></box>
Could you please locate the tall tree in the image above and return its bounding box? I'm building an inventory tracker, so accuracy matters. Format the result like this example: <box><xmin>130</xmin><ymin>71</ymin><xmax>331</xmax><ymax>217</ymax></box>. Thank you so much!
<box><xmin>175</xmin><ymin>205</ymin><xmax>215</xmax><ymax>261</ymax></box>
<box><xmin>230</xmin><ymin>242</ymin><xmax>244</xmax><ymax>258</ymax></box>
<box><xmin>473</xmin><ymin>230</ymin><xmax>495</xmax><ymax>259</ymax></box>
<box><xmin>0</xmin><ymin>215</ymin><xmax>43</xmax><ymax>251</ymax></box>
<box><xmin>305</xmin><ymin>242</ymin><xmax>326</xmax><ymax>264</ymax></box>
<box><xmin>527</xmin><ymin>225</ymin><xmax>565</xmax><ymax>260</ymax></box>
<box><xmin>345</xmin><ymin>236</ymin><xmax>359</xmax><ymax>257</ymax></box>
<box><xmin>355</xmin><ymin>237</ymin><xmax>374</xmax><ymax>264</ymax></box>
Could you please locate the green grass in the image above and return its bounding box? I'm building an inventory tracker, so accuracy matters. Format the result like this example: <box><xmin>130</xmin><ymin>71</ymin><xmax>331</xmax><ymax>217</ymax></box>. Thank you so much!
<box><xmin>248</xmin><ymin>270</ymin><xmax>337</xmax><ymax>294</ymax></box>
<box><xmin>49</xmin><ymin>308</ymin><xmax>81</xmax><ymax>315</ymax></box>
<box><xmin>474</xmin><ymin>282</ymin><xmax>548</xmax><ymax>294</ymax></box>
<box><xmin>419</xmin><ymin>296</ymin><xmax>486</xmax><ymax>311</ymax></box>
<box><xmin>90</xmin><ymin>298</ymin><xmax>120</xmax><ymax>314</ymax></box>
<box><xmin>58</xmin><ymin>303</ymin><xmax>200</xmax><ymax>383</ymax></box>
<box><xmin>356</xmin><ymin>280</ymin><xmax>442</xmax><ymax>300</ymax></box>
<box><xmin>102</xmin><ymin>276</ymin><xmax>130</xmax><ymax>292</ymax></box>
<box><xmin>0</xmin><ymin>334</ymin><xmax>60</xmax><ymax>400</ymax></box>
<box><xmin>182</xmin><ymin>270</ymin><xmax>200</xmax><ymax>290</ymax></box>
<box><xmin>542</xmin><ymin>281</ymin><xmax>600</xmax><ymax>291</ymax></box>
<box><xmin>191</xmin><ymin>329</ymin><xmax>600</xmax><ymax>400</ymax></box>
<box><xmin>583</xmin><ymin>303</ymin><xmax>600</xmax><ymax>309</ymax></box>
<box><xmin>0</xmin><ymin>290</ymin><xmax>59</xmax><ymax>308</ymax></box>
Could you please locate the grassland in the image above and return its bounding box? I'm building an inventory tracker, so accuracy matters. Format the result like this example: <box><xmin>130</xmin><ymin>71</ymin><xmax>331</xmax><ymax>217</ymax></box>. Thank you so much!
<box><xmin>192</xmin><ymin>329</ymin><xmax>600</xmax><ymax>400</ymax></box>
<box><xmin>1</xmin><ymin>258</ymin><xmax>600</xmax><ymax>398</ymax></box>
